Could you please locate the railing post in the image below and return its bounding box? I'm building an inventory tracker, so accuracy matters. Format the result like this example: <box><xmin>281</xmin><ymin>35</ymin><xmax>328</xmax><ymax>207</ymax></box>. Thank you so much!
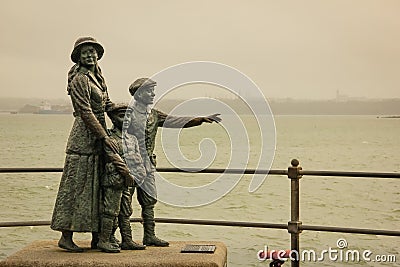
<box><xmin>288</xmin><ymin>159</ymin><xmax>302</xmax><ymax>267</ymax></box>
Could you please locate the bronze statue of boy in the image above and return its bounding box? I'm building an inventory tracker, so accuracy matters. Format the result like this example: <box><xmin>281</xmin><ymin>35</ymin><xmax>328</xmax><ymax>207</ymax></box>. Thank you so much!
<box><xmin>124</xmin><ymin>78</ymin><xmax>221</xmax><ymax>247</ymax></box>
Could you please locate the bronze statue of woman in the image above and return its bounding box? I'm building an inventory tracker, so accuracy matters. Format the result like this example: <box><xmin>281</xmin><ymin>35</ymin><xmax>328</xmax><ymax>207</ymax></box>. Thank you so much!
<box><xmin>50</xmin><ymin>37</ymin><xmax>118</xmax><ymax>252</ymax></box>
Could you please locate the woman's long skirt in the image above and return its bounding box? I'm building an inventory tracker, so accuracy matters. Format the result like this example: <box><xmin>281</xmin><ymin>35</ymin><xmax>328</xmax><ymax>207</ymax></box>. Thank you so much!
<box><xmin>51</xmin><ymin>152</ymin><xmax>102</xmax><ymax>232</ymax></box>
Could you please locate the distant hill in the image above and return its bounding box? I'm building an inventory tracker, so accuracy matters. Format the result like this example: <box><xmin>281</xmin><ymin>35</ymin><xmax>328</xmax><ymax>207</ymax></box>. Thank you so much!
<box><xmin>268</xmin><ymin>98</ymin><xmax>400</xmax><ymax>115</ymax></box>
<box><xmin>155</xmin><ymin>98</ymin><xmax>400</xmax><ymax>116</ymax></box>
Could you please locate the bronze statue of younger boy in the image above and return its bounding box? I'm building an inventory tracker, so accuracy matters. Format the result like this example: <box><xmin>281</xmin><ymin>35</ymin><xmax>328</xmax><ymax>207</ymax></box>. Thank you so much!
<box><xmin>98</xmin><ymin>103</ymin><xmax>146</xmax><ymax>253</ymax></box>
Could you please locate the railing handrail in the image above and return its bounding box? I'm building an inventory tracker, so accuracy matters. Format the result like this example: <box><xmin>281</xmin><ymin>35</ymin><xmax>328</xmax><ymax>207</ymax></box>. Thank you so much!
<box><xmin>0</xmin><ymin>167</ymin><xmax>399</xmax><ymax>179</ymax></box>
<box><xmin>1</xmin><ymin>166</ymin><xmax>398</xmax><ymax>236</ymax></box>
<box><xmin>0</xmin><ymin>218</ymin><xmax>399</xmax><ymax>237</ymax></box>
<box><xmin>1</xmin><ymin>162</ymin><xmax>399</xmax><ymax>267</ymax></box>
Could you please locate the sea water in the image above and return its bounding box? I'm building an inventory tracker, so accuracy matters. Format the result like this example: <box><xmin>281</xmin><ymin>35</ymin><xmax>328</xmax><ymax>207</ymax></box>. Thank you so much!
<box><xmin>0</xmin><ymin>114</ymin><xmax>398</xmax><ymax>266</ymax></box>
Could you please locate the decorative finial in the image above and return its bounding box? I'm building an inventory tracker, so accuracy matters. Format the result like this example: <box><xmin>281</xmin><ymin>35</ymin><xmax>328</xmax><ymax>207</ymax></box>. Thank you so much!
<box><xmin>291</xmin><ymin>159</ymin><xmax>299</xmax><ymax>167</ymax></box>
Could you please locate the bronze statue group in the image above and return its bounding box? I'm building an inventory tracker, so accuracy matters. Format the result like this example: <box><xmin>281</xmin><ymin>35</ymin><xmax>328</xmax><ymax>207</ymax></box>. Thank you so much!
<box><xmin>50</xmin><ymin>37</ymin><xmax>221</xmax><ymax>253</ymax></box>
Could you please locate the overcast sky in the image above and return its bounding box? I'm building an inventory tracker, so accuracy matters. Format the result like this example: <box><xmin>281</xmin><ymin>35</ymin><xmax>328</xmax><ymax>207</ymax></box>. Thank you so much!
<box><xmin>1</xmin><ymin>0</ymin><xmax>399</xmax><ymax>101</ymax></box>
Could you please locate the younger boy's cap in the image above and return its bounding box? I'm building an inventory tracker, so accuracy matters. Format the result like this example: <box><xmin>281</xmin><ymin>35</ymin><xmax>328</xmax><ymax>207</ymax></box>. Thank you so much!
<box><xmin>129</xmin><ymin>78</ymin><xmax>156</xmax><ymax>96</ymax></box>
<box><xmin>107</xmin><ymin>103</ymin><xmax>129</xmax><ymax>114</ymax></box>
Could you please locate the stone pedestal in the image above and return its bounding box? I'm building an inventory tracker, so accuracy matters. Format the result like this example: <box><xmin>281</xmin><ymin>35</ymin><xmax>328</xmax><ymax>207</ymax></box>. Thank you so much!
<box><xmin>0</xmin><ymin>240</ymin><xmax>227</xmax><ymax>267</ymax></box>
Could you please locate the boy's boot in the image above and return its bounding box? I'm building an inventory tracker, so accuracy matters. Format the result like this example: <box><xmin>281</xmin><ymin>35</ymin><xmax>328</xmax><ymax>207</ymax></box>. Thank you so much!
<box><xmin>119</xmin><ymin>216</ymin><xmax>146</xmax><ymax>250</ymax></box>
<box><xmin>142</xmin><ymin>207</ymin><xmax>169</xmax><ymax>247</ymax></box>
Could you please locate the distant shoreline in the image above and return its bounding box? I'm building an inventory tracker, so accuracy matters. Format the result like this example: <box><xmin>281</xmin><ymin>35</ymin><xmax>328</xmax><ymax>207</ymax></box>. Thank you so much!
<box><xmin>1</xmin><ymin>97</ymin><xmax>400</xmax><ymax>116</ymax></box>
<box><xmin>377</xmin><ymin>115</ymin><xmax>400</xmax><ymax>119</ymax></box>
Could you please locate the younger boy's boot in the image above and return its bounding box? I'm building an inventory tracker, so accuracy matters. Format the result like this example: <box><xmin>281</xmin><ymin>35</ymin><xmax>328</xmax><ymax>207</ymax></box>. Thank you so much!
<box><xmin>97</xmin><ymin>217</ymin><xmax>120</xmax><ymax>253</ymax></box>
<box><xmin>110</xmin><ymin>226</ymin><xmax>121</xmax><ymax>248</ymax></box>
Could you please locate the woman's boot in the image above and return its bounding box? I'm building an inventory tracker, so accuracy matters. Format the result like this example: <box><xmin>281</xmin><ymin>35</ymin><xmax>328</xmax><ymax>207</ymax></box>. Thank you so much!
<box><xmin>58</xmin><ymin>231</ymin><xmax>84</xmax><ymax>252</ymax></box>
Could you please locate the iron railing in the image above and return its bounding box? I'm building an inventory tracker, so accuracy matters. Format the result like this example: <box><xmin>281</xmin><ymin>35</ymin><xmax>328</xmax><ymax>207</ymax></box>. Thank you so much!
<box><xmin>0</xmin><ymin>159</ymin><xmax>399</xmax><ymax>267</ymax></box>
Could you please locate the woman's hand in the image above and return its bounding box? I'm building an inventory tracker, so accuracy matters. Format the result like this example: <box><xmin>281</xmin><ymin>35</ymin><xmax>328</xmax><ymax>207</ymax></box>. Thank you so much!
<box><xmin>124</xmin><ymin>173</ymin><xmax>135</xmax><ymax>187</ymax></box>
<box><xmin>104</xmin><ymin>136</ymin><xmax>119</xmax><ymax>154</ymax></box>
